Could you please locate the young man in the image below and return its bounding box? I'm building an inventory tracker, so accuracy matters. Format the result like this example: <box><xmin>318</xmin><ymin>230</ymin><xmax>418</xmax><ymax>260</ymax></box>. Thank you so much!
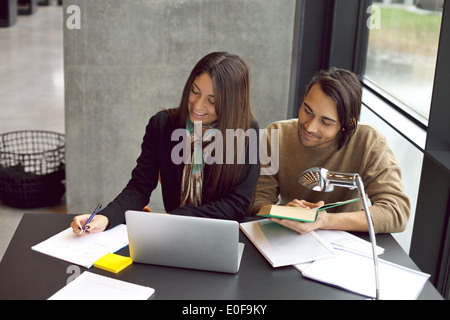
<box><xmin>248</xmin><ymin>68</ymin><xmax>410</xmax><ymax>234</ymax></box>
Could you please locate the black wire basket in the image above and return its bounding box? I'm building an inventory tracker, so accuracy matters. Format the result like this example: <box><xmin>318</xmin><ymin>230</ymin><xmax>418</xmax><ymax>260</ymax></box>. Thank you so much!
<box><xmin>0</xmin><ymin>130</ymin><xmax>65</xmax><ymax>209</ymax></box>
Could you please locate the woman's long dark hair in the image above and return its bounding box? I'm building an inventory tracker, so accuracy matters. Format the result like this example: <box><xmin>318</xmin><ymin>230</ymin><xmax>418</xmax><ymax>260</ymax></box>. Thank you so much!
<box><xmin>167</xmin><ymin>52</ymin><xmax>256</xmax><ymax>201</ymax></box>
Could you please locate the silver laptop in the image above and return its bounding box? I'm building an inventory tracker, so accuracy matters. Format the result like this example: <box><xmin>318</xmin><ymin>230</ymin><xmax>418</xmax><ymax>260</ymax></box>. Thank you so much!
<box><xmin>125</xmin><ymin>211</ymin><xmax>245</xmax><ymax>273</ymax></box>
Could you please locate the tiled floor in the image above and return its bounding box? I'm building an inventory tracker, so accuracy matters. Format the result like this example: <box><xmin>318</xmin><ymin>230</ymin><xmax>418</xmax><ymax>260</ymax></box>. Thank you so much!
<box><xmin>0</xmin><ymin>5</ymin><xmax>66</xmax><ymax>261</ymax></box>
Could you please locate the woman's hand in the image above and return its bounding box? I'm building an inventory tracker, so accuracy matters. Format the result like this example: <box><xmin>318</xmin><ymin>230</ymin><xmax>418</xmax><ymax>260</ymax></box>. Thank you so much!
<box><xmin>70</xmin><ymin>214</ymin><xmax>109</xmax><ymax>236</ymax></box>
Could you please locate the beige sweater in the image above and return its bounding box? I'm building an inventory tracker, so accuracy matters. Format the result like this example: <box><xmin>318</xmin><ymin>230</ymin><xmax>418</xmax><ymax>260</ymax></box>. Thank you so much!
<box><xmin>249</xmin><ymin>119</ymin><xmax>410</xmax><ymax>233</ymax></box>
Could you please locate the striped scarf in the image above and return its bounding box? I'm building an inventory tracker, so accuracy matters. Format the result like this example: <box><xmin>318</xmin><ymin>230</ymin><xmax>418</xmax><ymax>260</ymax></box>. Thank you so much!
<box><xmin>180</xmin><ymin>116</ymin><xmax>217</xmax><ymax>207</ymax></box>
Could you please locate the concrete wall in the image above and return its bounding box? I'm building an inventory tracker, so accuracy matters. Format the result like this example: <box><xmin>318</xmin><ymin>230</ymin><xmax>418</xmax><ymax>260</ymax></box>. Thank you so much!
<box><xmin>64</xmin><ymin>0</ymin><xmax>297</xmax><ymax>214</ymax></box>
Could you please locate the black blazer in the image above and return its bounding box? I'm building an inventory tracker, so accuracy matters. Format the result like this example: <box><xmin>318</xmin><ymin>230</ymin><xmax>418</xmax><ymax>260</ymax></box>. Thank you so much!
<box><xmin>102</xmin><ymin>110</ymin><xmax>260</xmax><ymax>229</ymax></box>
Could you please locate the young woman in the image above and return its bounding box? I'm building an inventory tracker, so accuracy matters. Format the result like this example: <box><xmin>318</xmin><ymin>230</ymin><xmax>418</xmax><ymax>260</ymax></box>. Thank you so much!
<box><xmin>71</xmin><ymin>52</ymin><xmax>260</xmax><ymax>234</ymax></box>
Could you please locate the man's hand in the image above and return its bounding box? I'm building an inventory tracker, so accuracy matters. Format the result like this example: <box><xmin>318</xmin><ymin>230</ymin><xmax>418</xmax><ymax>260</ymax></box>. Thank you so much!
<box><xmin>285</xmin><ymin>199</ymin><xmax>324</xmax><ymax>210</ymax></box>
<box><xmin>269</xmin><ymin>199</ymin><xmax>325</xmax><ymax>234</ymax></box>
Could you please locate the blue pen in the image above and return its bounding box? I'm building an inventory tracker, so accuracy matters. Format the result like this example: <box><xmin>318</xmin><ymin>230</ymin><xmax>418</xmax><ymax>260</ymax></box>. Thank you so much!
<box><xmin>80</xmin><ymin>203</ymin><xmax>102</xmax><ymax>234</ymax></box>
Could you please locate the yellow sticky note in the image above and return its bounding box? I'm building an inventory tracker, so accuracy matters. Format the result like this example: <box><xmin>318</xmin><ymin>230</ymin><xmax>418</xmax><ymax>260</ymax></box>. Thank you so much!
<box><xmin>94</xmin><ymin>253</ymin><xmax>132</xmax><ymax>274</ymax></box>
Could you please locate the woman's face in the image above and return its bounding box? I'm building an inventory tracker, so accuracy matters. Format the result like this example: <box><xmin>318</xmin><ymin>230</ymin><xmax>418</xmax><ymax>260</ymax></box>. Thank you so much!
<box><xmin>188</xmin><ymin>73</ymin><xmax>218</xmax><ymax>125</ymax></box>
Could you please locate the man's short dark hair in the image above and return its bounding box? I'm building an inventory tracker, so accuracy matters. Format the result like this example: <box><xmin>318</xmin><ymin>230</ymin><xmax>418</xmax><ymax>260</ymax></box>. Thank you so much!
<box><xmin>305</xmin><ymin>68</ymin><xmax>362</xmax><ymax>150</ymax></box>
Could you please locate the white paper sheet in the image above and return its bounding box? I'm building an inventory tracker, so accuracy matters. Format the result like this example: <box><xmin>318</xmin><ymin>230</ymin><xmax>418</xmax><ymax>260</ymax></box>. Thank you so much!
<box><xmin>48</xmin><ymin>271</ymin><xmax>155</xmax><ymax>300</ymax></box>
<box><xmin>297</xmin><ymin>249</ymin><xmax>430</xmax><ymax>300</ymax></box>
<box><xmin>239</xmin><ymin>219</ymin><xmax>336</xmax><ymax>267</ymax></box>
<box><xmin>295</xmin><ymin>229</ymin><xmax>385</xmax><ymax>273</ymax></box>
<box><xmin>32</xmin><ymin>225</ymin><xmax>129</xmax><ymax>268</ymax></box>
<box><xmin>315</xmin><ymin>229</ymin><xmax>384</xmax><ymax>256</ymax></box>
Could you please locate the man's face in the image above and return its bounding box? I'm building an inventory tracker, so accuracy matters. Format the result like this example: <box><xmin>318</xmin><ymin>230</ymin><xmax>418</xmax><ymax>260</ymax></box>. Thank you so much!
<box><xmin>297</xmin><ymin>83</ymin><xmax>342</xmax><ymax>149</ymax></box>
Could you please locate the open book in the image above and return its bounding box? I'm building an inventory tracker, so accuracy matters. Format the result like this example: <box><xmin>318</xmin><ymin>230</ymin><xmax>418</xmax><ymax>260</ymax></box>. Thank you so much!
<box><xmin>257</xmin><ymin>198</ymin><xmax>360</xmax><ymax>223</ymax></box>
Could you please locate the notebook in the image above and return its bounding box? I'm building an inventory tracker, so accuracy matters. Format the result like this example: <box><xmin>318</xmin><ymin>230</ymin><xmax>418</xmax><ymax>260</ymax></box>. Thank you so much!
<box><xmin>125</xmin><ymin>211</ymin><xmax>244</xmax><ymax>273</ymax></box>
<box><xmin>31</xmin><ymin>224</ymin><xmax>128</xmax><ymax>268</ymax></box>
<box><xmin>240</xmin><ymin>219</ymin><xmax>336</xmax><ymax>267</ymax></box>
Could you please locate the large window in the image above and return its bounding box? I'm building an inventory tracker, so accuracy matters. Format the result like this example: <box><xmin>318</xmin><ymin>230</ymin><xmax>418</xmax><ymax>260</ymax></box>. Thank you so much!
<box><xmin>365</xmin><ymin>0</ymin><xmax>443</xmax><ymax>124</ymax></box>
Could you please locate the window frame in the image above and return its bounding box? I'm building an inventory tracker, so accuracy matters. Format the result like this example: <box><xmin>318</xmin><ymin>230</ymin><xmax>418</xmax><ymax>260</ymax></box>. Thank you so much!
<box><xmin>362</xmin><ymin>1</ymin><xmax>443</xmax><ymax>127</ymax></box>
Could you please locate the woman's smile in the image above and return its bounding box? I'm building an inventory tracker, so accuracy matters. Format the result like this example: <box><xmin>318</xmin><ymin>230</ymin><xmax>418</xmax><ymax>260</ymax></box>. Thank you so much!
<box><xmin>188</xmin><ymin>73</ymin><xmax>217</xmax><ymax>125</ymax></box>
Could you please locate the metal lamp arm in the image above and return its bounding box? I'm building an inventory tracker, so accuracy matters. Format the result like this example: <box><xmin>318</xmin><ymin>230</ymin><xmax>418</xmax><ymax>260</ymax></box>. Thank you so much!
<box><xmin>355</xmin><ymin>174</ymin><xmax>380</xmax><ymax>300</ymax></box>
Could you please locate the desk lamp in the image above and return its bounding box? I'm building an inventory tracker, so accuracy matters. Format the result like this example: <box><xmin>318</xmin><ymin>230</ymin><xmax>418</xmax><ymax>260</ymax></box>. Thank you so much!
<box><xmin>297</xmin><ymin>167</ymin><xmax>380</xmax><ymax>300</ymax></box>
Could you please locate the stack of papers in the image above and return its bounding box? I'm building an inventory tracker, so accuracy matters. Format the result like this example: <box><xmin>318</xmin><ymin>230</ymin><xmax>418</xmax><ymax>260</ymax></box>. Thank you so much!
<box><xmin>240</xmin><ymin>219</ymin><xmax>430</xmax><ymax>300</ymax></box>
<box><xmin>295</xmin><ymin>249</ymin><xmax>430</xmax><ymax>300</ymax></box>
<box><xmin>48</xmin><ymin>271</ymin><xmax>154</xmax><ymax>300</ymax></box>
<box><xmin>32</xmin><ymin>225</ymin><xmax>129</xmax><ymax>268</ymax></box>
<box><xmin>314</xmin><ymin>229</ymin><xmax>384</xmax><ymax>256</ymax></box>
<box><xmin>32</xmin><ymin>225</ymin><xmax>156</xmax><ymax>300</ymax></box>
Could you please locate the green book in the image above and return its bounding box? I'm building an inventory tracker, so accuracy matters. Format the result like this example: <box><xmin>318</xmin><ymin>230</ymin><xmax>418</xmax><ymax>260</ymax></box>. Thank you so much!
<box><xmin>257</xmin><ymin>198</ymin><xmax>360</xmax><ymax>223</ymax></box>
